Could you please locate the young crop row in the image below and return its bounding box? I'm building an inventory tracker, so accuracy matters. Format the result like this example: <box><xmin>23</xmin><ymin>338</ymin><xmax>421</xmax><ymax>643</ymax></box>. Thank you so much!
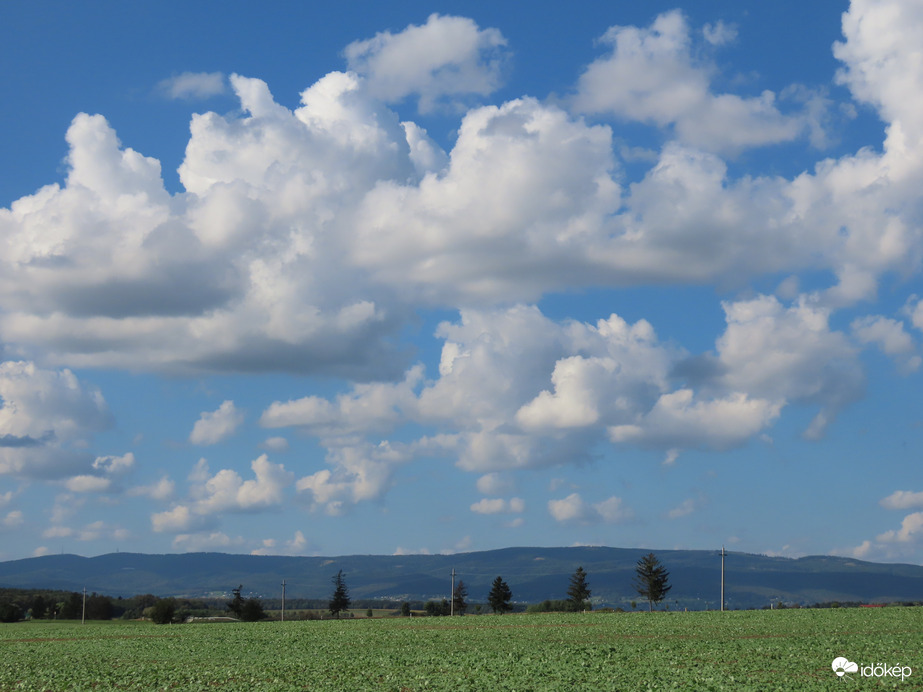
<box><xmin>1</xmin><ymin>608</ymin><xmax>921</xmax><ymax>690</ymax></box>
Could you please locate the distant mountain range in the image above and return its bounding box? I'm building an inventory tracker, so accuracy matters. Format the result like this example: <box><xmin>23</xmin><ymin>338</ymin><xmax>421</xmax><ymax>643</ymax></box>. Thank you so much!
<box><xmin>1</xmin><ymin>547</ymin><xmax>922</xmax><ymax>610</ymax></box>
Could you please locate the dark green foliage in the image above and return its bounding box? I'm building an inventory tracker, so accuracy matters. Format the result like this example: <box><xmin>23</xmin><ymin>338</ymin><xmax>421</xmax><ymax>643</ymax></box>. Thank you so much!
<box><xmin>119</xmin><ymin>594</ymin><xmax>158</xmax><ymax>619</ymax></box>
<box><xmin>423</xmin><ymin>599</ymin><xmax>451</xmax><ymax>616</ymax></box>
<box><xmin>85</xmin><ymin>593</ymin><xmax>113</xmax><ymax>620</ymax></box>
<box><xmin>61</xmin><ymin>592</ymin><xmax>83</xmax><ymax>619</ymax></box>
<box><xmin>29</xmin><ymin>595</ymin><xmax>47</xmax><ymax>619</ymax></box>
<box><xmin>149</xmin><ymin>598</ymin><xmax>177</xmax><ymax>624</ymax></box>
<box><xmin>633</xmin><ymin>552</ymin><xmax>672</xmax><ymax>612</ymax></box>
<box><xmin>226</xmin><ymin>585</ymin><xmax>263</xmax><ymax>621</ymax></box>
<box><xmin>488</xmin><ymin>576</ymin><xmax>513</xmax><ymax>614</ymax></box>
<box><xmin>400</xmin><ymin>602</ymin><xmax>411</xmax><ymax>617</ymax></box>
<box><xmin>240</xmin><ymin>597</ymin><xmax>265</xmax><ymax>622</ymax></box>
<box><xmin>567</xmin><ymin>566</ymin><xmax>591</xmax><ymax>611</ymax></box>
<box><xmin>452</xmin><ymin>580</ymin><xmax>468</xmax><ymax>615</ymax></box>
<box><xmin>328</xmin><ymin>570</ymin><xmax>350</xmax><ymax>618</ymax></box>
<box><xmin>0</xmin><ymin>602</ymin><xmax>22</xmax><ymax>622</ymax></box>
<box><xmin>526</xmin><ymin>599</ymin><xmax>576</xmax><ymax>613</ymax></box>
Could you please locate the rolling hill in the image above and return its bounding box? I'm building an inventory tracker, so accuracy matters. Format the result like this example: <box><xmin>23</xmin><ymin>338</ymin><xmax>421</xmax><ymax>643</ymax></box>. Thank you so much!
<box><xmin>1</xmin><ymin>547</ymin><xmax>921</xmax><ymax>610</ymax></box>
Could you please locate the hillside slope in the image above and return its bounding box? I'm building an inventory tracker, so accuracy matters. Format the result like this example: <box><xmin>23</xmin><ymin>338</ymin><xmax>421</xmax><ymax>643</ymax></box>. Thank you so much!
<box><xmin>1</xmin><ymin>547</ymin><xmax>921</xmax><ymax>609</ymax></box>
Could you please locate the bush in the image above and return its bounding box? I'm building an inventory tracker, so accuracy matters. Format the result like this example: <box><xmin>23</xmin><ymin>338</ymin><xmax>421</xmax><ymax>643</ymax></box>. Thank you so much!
<box><xmin>0</xmin><ymin>602</ymin><xmax>22</xmax><ymax>623</ymax></box>
<box><xmin>240</xmin><ymin>598</ymin><xmax>264</xmax><ymax>622</ymax></box>
<box><xmin>526</xmin><ymin>600</ymin><xmax>577</xmax><ymax>614</ymax></box>
<box><xmin>149</xmin><ymin>598</ymin><xmax>177</xmax><ymax>625</ymax></box>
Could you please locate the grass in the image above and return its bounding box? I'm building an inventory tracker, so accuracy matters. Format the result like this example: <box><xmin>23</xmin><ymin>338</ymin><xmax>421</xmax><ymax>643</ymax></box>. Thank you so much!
<box><xmin>1</xmin><ymin>608</ymin><xmax>921</xmax><ymax>690</ymax></box>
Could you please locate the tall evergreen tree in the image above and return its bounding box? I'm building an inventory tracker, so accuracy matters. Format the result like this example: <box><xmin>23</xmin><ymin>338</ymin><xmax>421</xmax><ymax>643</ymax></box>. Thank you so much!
<box><xmin>328</xmin><ymin>570</ymin><xmax>351</xmax><ymax>618</ymax></box>
<box><xmin>487</xmin><ymin>576</ymin><xmax>513</xmax><ymax>614</ymax></box>
<box><xmin>452</xmin><ymin>580</ymin><xmax>468</xmax><ymax>615</ymax></box>
<box><xmin>633</xmin><ymin>552</ymin><xmax>672</xmax><ymax>612</ymax></box>
<box><xmin>567</xmin><ymin>566</ymin><xmax>591</xmax><ymax>611</ymax></box>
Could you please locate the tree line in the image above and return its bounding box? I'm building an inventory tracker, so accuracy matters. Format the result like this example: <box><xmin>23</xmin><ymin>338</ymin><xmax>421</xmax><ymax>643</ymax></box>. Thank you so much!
<box><xmin>0</xmin><ymin>553</ymin><xmax>674</xmax><ymax>623</ymax></box>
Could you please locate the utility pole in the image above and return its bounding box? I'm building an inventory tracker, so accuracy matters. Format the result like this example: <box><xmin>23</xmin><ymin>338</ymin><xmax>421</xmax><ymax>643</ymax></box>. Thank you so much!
<box><xmin>720</xmin><ymin>546</ymin><xmax>725</xmax><ymax>612</ymax></box>
<box><xmin>81</xmin><ymin>587</ymin><xmax>87</xmax><ymax>625</ymax></box>
<box><xmin>281</xmin><ymin>579</ymin><xmax>286</xmax><ymax>622</ymax></box>
<box><xmin>450</xmin><ymin>568</ymin><xmax>456</xmax><ymax>617</ymax></box>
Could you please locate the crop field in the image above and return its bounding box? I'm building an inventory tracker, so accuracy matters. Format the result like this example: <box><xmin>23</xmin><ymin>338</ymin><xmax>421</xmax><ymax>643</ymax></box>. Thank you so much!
<box><xmin>1</xmin><ymin>608</ymin><xmax>921</xmax><ymax>691</ymax></box>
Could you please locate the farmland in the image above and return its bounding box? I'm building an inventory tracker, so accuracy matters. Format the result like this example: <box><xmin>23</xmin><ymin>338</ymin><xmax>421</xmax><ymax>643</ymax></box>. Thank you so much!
<box><xmin>1</xmin><ymin>608</ymin><xmax>921</xmax><ymax>690</ymax></box>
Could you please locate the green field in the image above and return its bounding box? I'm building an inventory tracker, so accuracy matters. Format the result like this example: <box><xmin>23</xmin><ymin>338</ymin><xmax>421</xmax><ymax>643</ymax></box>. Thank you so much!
<box><xmin>1</xmin><ymin>608</ymin><xmax>921</xmax><ymax>690</ymax></box>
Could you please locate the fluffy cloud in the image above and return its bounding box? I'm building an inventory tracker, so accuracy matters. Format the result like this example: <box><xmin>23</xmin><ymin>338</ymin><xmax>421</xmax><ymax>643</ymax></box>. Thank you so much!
<box><xmin>1</xmin><ymin>510</ymin><xmax>24</xmax><ymax>529</ymax></box>
<box><xmin>2</xmin><ymin>7</ymin><xmax>923</xmax><ymax>535</ymax></box>
<box><xmin>65</xmin><ymin>475</ymin><xmax>112</xmax><ymax>493</ymax></box>
<box><xmin>344</xmin><ymin>14</ymin><xmax>508</xmax><ymax>111</ymax></box>
<box><xmin>852</xmin><ymin>315</ymin><xmax>920</xmax><ymax>373</ymax></box>
<box><xmin>351</xmin><ymin>97</ymin><xmax>621</xmax><ymax>306</ymax></box>
<box><xmin>881</xmin><ymin>490</ymin><xmax>923</xmax><ymax>510</ymax></box>
<box><xmin>152</xmin><ymin>455</ymin><xmax>293</xmax><ymax>533</ymax></box>
<box><xmin>844</xmin><ymin>488</ymin><xmax>923</xmax><ymax>560</ymax></box>
<box><xmin>192</xmin><ymin>455</ymin><xmax>293</xmax><ymax>513</ymax></box>
<box><xmin>573</xmin><ymin>11</ymin><xmax>816</xmax><ymax>154</ymax></box>
<box><xmin>260</xmin><ymin>436</ymin><xmax>290</xmax><ymax>452</ymax></box>
<box><xmin>295</xmin><ymin>440</ymin><xmax>415</xmax><ymax>515</ymax></box>
<box><xmin>251</xmin><ymin>529</ymin><xmax>309</xmax><ymax>556</ymax></box>
<box><xmin>702</xmin><ymin>21</ymin><xmax>737</xmax><ymax>46</ymax></box>
<box><xmin>172</xmin><ymin>531</ymin><xmax>243</xmax><ymax>552</ymax></box>
<box><xmin>476</xmin><ymin>473</ymin><xmax>513</xmax><ymax>496</ymax></box>
<box><xmin>44</xmin><ymin>520</ymin><xmax>129</xmax><ymax>542</ymax></box>
<box><xmin>715</xmin><ymin>296</ymin><xmax>864</xmax><ymax>439</ymax></box>
<box><xmin>151</xmin><ymin>504</ymin><xmax>202</xmax><ymax>533</ymax></box>
<box><xmin>834</xmin><ymin>0</ymin><xmax>923</xmax><ymax>148</ymax></box>
<box><xmin>190</xmin><ymin>401</ymin><xmax>244</xmax><ymax>445</ymax></box>
<box><xmin>470</xmin><ymin>497</ymin><xmax>524</xmax><ymax>515</ymax></box>
<box><xmin>260</xmin><ymin>366</ymin><xmax>424</xmax><ymax>435</ymax></box>
<box><xmin>128</xmin><ymin>475</ymin><xmax>175</xmax><ymax>501</ymax></box>
<box><xmin>877</xmin><ymin>512</ymin><xmax>923</xmax><ymax>544</ymax></box>
<box><xmin>610</xmin><ymin>390</ymin><xmax>782</xmax><ymax>450</ymax></box>
<box><xmin>92</xmin><ymin>452</ymin><xmax>135</xmax><ymax>475</ymax></box>
<box><xmin>547</xmin><ymin>493</ymin><xmax>633</xmax><ymax>525</ymax></box>
<box><xmin>260</xmin><ymin>295</ymin><xmax>869</xmax><ymax>509</ymax></box>
<box><xmin>0</xmin><ymin>361</ymin><xmax>111</xmax><ymax>479</ymax></box>
<box><xmin>0</xmin><ymin>76</ymin><xmax>414</xmax><ymax>378</ymax></box>
<box><xmin>2</xmin><ymin>5</ymin><xmax>922</xmax><ymax>380</ymax></box>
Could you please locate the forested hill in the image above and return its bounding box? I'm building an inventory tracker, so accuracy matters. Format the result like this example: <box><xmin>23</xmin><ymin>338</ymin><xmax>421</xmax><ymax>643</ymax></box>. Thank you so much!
<box><xmin>1</xmin><ymin>546</ymin><xmax>921</xmax><ymax>610</ymax></box>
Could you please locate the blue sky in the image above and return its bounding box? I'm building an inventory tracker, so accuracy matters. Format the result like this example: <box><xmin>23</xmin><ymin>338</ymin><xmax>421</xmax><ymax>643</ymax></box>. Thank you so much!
<box><xmin>1</xmin><ymin>0</ymin><xmax>922</xmax><ymax>564</ymax></box>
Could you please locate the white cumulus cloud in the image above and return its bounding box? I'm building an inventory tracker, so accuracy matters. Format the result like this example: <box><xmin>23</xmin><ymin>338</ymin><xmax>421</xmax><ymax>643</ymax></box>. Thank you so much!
<box><xmin>881</xmin><ymin>490</ymin><xmax>923</xmax><ymax>510</ymax></box>
<box><xmin>574</xmin><ymin>11</ymin><xmax>814</xmax><ymax>155</ymax></box>
<box><xmin>344</xmin><ymin>14</ymin><xmax>509</xmax><ymax>111</ymax></box>
<box><xmin>548</xmin><ymin>493</ymin><xmax>633</xmax><ymax>525</ymax></box>
<box><xmin>190</xmin><ymin>401</ymin><xmax>244</xmax><ymax>445</ymax></box>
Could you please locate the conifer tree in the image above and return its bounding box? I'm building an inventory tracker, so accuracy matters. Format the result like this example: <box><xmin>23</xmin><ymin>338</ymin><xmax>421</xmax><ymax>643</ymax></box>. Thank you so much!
<box><xmin>633</xmin><ymin>552</ymin><xmax>672</xmax><ymax>612</ymax></box>
<box><xmin>567</xmin><ymin>566</ymin><xmax>591</xmax><ymax>611</ymax></box>
<box><xmin>452</xmin><ymin>580</ymin><xmax>468</xmax><ymax>615</ymax></box>
<box><xmin>487</xmin><ymin>576</ymin><xmax>513</xmax><ymax>614</ymax></box>
<box><xmin>328</xmin><ymin>570</ymin><xmax>351</xmax><ymax>618</ymax></box>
